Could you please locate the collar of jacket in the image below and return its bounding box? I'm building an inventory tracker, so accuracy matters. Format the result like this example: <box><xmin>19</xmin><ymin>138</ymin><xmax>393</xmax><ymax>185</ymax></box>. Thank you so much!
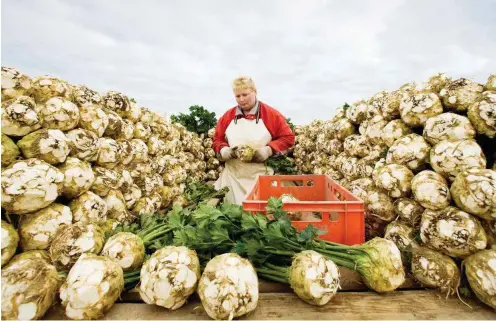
<box><xmin>235</xmin><ymin>100</ymin><xmax>259</xmax><ymax>117</ymax></box>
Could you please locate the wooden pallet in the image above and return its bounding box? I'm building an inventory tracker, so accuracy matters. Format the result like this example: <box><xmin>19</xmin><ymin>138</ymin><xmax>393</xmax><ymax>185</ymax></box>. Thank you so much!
<box><xmin>43</xmin><ymin>267</ymin><xmax>496</xmax><ymax>320</ymax></box>
<box><xmin>44</xmin><ymin>291</ymin><xmax>495</xmax><ymax>320</ymax></box>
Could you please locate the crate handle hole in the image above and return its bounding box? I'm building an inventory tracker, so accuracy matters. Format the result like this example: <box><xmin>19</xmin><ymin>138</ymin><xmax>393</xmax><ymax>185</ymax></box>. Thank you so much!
<box><xmin>306</xmin><ymin>180</ymin><xmax>314</xmax><ymax>187</ymax></box>
<box><xmin>271</xmin><ymin>181</ymin><xmax>278</xmax><ymax>187</ymax></box>
<box><xmin>281</xmin><ymin>180</ymin><xmax>303</xmax><ymax>187</ymax></box>
<box><xmin>330</xmin><ymin>212</ymin><xmax>339</xmax><ymax>222</ymax></box>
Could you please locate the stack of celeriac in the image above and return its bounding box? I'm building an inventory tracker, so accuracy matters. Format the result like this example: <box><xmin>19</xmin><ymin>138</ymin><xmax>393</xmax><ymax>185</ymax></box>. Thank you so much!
<box><xmin>293</xmin><ymin>72</ymin><xmax>496</xmax><ymax>310</ymax></box>
<box><xmin>0</xmin><ymin>66</ymin><xmax>221</xmax><ymax>319</ymax></box>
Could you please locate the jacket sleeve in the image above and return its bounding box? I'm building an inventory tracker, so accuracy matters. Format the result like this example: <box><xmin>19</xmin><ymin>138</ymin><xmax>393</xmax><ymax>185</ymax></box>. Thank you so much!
<box><xmin>213</xmin><ymin>112</ymin><xmax>233</xmax><ymax>153</ymax></box>
<box><xmin>266</xmin><ymin>109</ymin><xmax>295</xmax><ymax>154</ymax></box>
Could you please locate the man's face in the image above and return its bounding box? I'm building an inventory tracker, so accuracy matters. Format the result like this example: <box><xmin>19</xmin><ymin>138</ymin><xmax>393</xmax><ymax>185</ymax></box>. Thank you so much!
<box><xmin>234</xmin><ymin>88</ymin><xmax>257</xmax><ymax>110</ymax></box>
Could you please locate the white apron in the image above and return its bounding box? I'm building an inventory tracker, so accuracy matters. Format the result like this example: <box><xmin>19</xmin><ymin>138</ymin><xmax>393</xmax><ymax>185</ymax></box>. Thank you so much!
<box><xmin>214</xmin><ymin>117</ymin><xmax>274</xmax><ymax>205</ymax></box>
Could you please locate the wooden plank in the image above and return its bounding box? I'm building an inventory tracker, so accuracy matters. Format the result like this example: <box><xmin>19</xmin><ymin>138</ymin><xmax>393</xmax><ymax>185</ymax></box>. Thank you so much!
<box><xmin>44</xmin><ymin>291</ymin><xmax>495</xmax><ymax>320</ymax></box>
<box><xmin>119</xmin><ymin>267</ymin><xmax>420</xmax><ymax>302</ymax></box>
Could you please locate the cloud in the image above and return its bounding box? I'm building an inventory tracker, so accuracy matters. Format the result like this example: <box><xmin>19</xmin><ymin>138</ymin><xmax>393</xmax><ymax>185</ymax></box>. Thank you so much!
<box><xmin>2</xmin><ymin>0</ymin><xmax>495</xmax><ymax>125</ymax></box>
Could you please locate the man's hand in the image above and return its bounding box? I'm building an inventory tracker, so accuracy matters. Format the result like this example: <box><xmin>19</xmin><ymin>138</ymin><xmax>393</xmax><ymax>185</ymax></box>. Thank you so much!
<box><xmin>252</xmin><ymin>146</ymin><xmax>273</xmax><ymax>163</ymax></box>
<box><xmin>219</xmin><ymin>146</ymin><xmax>236</xmax><ymax>161</ymax></box>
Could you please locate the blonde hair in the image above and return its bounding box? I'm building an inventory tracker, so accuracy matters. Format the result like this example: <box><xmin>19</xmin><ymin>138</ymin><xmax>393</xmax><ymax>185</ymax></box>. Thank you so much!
<box><xmin>232</xmin><ymin>76</ymin><xmax>257</xmax><ymax>92</ymax></box>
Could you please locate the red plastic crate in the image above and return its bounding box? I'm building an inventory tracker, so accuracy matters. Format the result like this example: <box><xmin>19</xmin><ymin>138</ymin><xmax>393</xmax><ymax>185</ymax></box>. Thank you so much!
<box><xmin>242</xmin><ymin>174</ymin><xmax>365</xmax><ymax>245</ymax></box>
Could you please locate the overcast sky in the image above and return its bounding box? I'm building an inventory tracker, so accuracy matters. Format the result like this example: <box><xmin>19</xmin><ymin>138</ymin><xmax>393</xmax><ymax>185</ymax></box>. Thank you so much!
<box><xmin>2</xmin><ymin>0</ymin><xmax>495</xmax><ymax>124</ymax></box>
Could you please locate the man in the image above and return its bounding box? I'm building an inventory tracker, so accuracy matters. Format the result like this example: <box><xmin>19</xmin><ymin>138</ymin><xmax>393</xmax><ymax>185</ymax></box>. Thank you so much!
<box><xmin>213</xmin><ymin>76</ymin><xmax>295</xmax><ymax>205</ymax></box>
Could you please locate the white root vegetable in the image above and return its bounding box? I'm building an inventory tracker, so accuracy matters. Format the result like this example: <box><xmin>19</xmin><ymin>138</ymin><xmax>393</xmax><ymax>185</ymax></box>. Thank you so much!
<box><xmin>133</xmin><ymin>122</ymin><xmax>152</xmax><ymax>140</ymax></box>
<box><xmin>147</xmin><ymin>135</ymin><xmax>167</xmax><ymax>155</ymax></box>
<box><xmin>399</xmin><ymin>92</ymin><xmax>443</xmax><ymax>127</ymax></box>
<box><xmin>424</xmin><ymin>72</ymin><xmax>452</xmax><ymax>93</ymax></box>
<box><xmin>384</xmin><ymin>221</ymin><xmax>416</xmax><ymax>252</ymax></box>
<box><xmin>382</xmin><ymin>119</ymin><xmax>412</xmax><ymax>147</ymax></box>
<box><xmin>102</xmin><ymin>232</ymin><xmax>145</xmax><ymax>271</ymax></box>
<box><xmin>363</xmin><ymin>115</ymin><xmax>388</xmax><ymax>145</ymax></box>
<box><xmin>359</xmin><ymin>237</ymin><xmax>406</xmax><ymax>293</ymax></box>
<box><xmin>381</xmin><ymin>91</ymin><xmax>402</xmax><ymax>120</ymax></box>
<box><xmin>450</xmin><ymin>168</ymin><xmax>496</xmax><ymax>221</ymax></box>
<box><xmin>343</xmin><ymin>135</ymin><xmax>371</xmax><ymax>158</ymax></box>
<box><xmin>386</xmin><ymin>134</ymin><xmax>431</xmax><ymax>172</ymax></box>
<box><xmin>69</xmin><ymin>191</ymin><xmax>108</xmax><ymax>224</ymax></box>
<box><xmin>208</xmin><ymin>128</ymin><xmax>216</xmax><ymax>138</ymax></box>
<box><xmin>235</xmin><ymin>145</ymin><xmax>256</xmax><ymax>162</ymax></box>
<box><xmin>78</xmin><ymin>105</ymin><xmax>109</xmax><ymax>137</ymax></box>
<box><xmin>126</xmin><ymin>161</ymin><xmax>153</xmax><ymax>180</ymax></box>
<box><xmin>1</xmin><ymin>134</ymin><xmax>20</xmax><ymax>167</ymax></box>
<box><xmin>420</xmin><ymin>206</ymin><xmax>487</xmax><ymax>258</ymax></box>
<box><xmin>486</xmin><ymin>74</ymin><xmax>496</xmax><ymax>91</ymax></box>
<box><xmin>411</xmin><ymin>170</ymin><xmax>451</xmax><ymax>210</ymax></box>
<box><xmin>18</xmin><ymin>203</ymin><xmax>72</xmax><ymax>251</ymax></box>
<box><xmin>373</xmin><ymin>164</ymin><xmax>414</xmax><ymax>199</ymax></box>
<box><xmin>134</xmin><ymin>173</ymin><xmax>164</xmax><ymax>196</ymax></box>
<box><xmin>1</xmin><ymin>220</ymin><xmax>19</xmax><ymax>267</ymax></box>
<box><xmin>288</xmin><ymin>250</ymin><xmax>340</xmax><ymax>306</ymax></box>
<box><xmin>345</xmin><ymin>100</ymin><xmax>372</xmax><ymax>124</ymax></box>
<box><xmin>29</xmin><ymin>75</ymin><xmax>72</xmax><ymax>103</ymax></box>
<box><xmin>423</xmin><ymin>113</ymin><xmax>476</xmax><ymax>145</ymax></box>
<box><xmin>132</xmin><ymin>193</ymin><xmax>163</xmax><ymax>216</ymax></box>
<box><xmin>1</xmin><ymin>256</ymin><xmax>60</xmax><ymax>320</ymax></box>
<box><xmin>198</xmin><ymin>253</ymin><xmax>259</xmax><ymax>320</ymax></box>
<box><xmin>481</xmin><ymin>220</ymin><xmax>496</xmax><ymax>250</ymax></box>
<box><xmin>150</xmin><ymin>156</ymin><xmax>168</xmax><ymax>176</ymax></box>
<box><xmin>116</xmin><ymin>139</ymin><xmax>133</xmax><ymax>166</ymax></box>
<box><xmin>58</xmin><ymin>157</ymin><xmax>95</xmax><ymax>198</ymax></box>
<box><xmin>139</xmin><ymin>246</ymin><xmax>201</xmax><ymax>310</ymax></box>
<box><xmin>66</xmin><ymin>128</ymin><xmax>100</xmax><ymax>162</ymax></box>
<box><xmin>467</xmin><ymin>91</ymin><xmax>496</xmax><ymax>138</ymax></box>
<box><xmin>340</xmin><ymin>156</ymin><xmax>360</xmax><ymax>181</ymax></box>
<box><xmin>331</xmin><ymin>118</ymin><xmax>356</xmax><ymax>140</ymax></box>
<box><xmin>103</xmin><ymin>109</ymin><xmax>124</xmax><ymax>138</ymax></box>
<box><xmin>37</xmin><ymin>97</ymin><xmax>80</xmax><ymax>131</ymax></box>
<box><xmin>49</xmin><ymin>222</ymin><xmax>105</xmax><ymax>270</ymax></box>
<box><xmin>430</xmin><ymin>140</ymin><xmax>486</xmax><ymax>182</ymax></box>
<box><xmin>17</xmin><ymin>128</ymin><xmax>70</xmax><ymax>165</ymax></box>
<box><xmin>158</xmin><ymin>186</ymin><xmax>174</xmax><ymax>209</ymax></box>
<box><xmin>91</xmin><ymin>167</ymin><xmax>123</xmax><ymax>197</ymax></box>
<box><xmin>70</xmin><ymin>84</ymin><xmax>101</xmax><ymax>107</ymax></box>
<box><xmin>60</xmin><ymin>254</ymin><xmax>124</xmax><ymax>320</ymax></box>
<box><xmin>116</xmin><ymin>119</ymin><xmax>135</xmax><ymax>140</ymax></box>
<box><xmin>130</xmin><ymin>138</ymin><xmax>149</xmax><ymax>163</ymax></box>
<box><xmin>1</xmin><ymin>159</ymin><xmax>64</xmax><ymax>214</ymax></box>
<box><xmin>347</xmin><ymin>178</ymin><xmax>376</xmax><ymax>201</ymax></box>
<box><xmin>101</xmin><ymin>91</ymin><xmax>131</xmax><ymax>117</ymax></box>
<box><xmin>439</xmin><ymin>78</ymin><xmax>483</xmax><ymax>112</ymax></box>
<box><xmin>96</xmin><ymin>137</ymin><xmax>121</xmax><ymax>169</ymax></box>
<box><xmin>1</xmin><ymin>96</ymin><xmax>41</xmax><ymax>136</ymax></box>
<box><xmin>463</xmin><ymin>249</ymin><xmax>496</xmax><ymax>310</ymax></box>
<box><xmin>123</xmin><ymin>184</ymin><xmax>142</xmax><ymax>210</ymax></box>
<box><xmin>1</xmin><ymin>66</ymin><xmax>32</xmax><ymax>100</ymax></box>
<box><xmin>126</xmin><ymin>101</ymin><xmax>142</xmax><ymax>123</ymax></box>
<box><xmin>411</xmin><ymin>246</ymin><xmax>460</xmax><ymax>296</ymax></box>
<box><xmin>119</xmin><ymin>169</ymin><xmax>134</xmax><ymax>193</ymax></box>
<box><xmin>104</xmin><ymin>190</ymin><xmax>136</xmax><ymax>224</ymax></box>
<box><xmin>394</xmin><ymin>198</ymin><xmax>425</xmax><ymax>228</ymax></box>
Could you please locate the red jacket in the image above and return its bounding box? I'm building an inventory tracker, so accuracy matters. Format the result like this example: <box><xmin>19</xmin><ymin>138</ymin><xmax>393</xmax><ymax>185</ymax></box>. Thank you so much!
<box><xmin>213</xmin><ymin>101</ymin><xmax>295</xmax><ymax>154</ymax></box>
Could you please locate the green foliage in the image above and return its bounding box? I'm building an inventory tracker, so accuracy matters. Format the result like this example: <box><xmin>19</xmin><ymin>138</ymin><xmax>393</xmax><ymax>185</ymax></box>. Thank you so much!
<box><xmin>170</xmin><ymin>105</ymin><xmax>217</xmax><ymax>134</ymax></box>
<box><xmin>266</xmin><ymin>156</ymin><xmax>297</xmax><ymax>174</ymax></box>
<box><xmin>183</xmin><ymin>180</ymin><xmax>229</xmax><ymax>208</ymax></box>
<box><xmin>286</xmin><ymin>118</ymin><xmax>296</xmax><ymax>132</ymax></box>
